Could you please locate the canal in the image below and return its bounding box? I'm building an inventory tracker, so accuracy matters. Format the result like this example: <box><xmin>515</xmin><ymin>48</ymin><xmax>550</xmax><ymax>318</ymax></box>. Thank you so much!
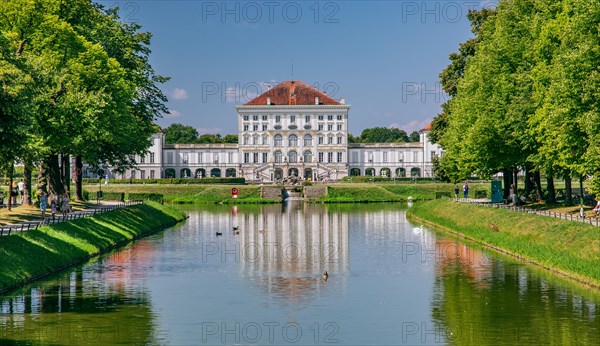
<box><xmin>0</xmin><ymin>203</ymin><xmax>598</xmax><ymax>345</ymax></box>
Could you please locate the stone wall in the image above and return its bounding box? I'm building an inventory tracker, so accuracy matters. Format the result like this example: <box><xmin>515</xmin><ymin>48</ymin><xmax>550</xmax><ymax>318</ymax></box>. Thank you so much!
<box><xmin>261</xmin><ymin>186</ymin><xmax>283</xmax><ymax>200</ymax></box>
<box><xmin>304</xmin><ymin>186</ymin><xmax>328</xmax><ymax>199</ymax></box>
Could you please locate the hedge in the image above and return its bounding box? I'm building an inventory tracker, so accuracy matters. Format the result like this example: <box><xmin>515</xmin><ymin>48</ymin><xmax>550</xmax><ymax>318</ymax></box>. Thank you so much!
<box><xmin>127</xmin><ymin>193</ymin><xmax>164</xmax><ymax>203</ymax></box>
<box><xmin>101</xmin><ymin>192</ymin><xmax>125</xmax><ymax>201</ymax></box>
<box><xmin>81</xmin><ymin>177</ymin><xmax>245</xmax><ymax>185</ymax></box>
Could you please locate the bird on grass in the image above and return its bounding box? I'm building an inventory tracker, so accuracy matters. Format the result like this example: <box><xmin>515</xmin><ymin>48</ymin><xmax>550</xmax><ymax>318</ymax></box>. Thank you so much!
<box><xmin>216</xmin><ymin>231</ymin><xmax>222</xmax><ymax>236</ymax></box>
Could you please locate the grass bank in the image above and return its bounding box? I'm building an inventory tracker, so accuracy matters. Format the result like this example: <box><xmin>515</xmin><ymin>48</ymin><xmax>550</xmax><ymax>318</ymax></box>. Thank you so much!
<box><xmin>0</xmin><ymin>201</ymin><xmax>187</xmax><ymax>294</ymax></box>
<box><xmin>84</xmin><ymin>182</ymin><xmax>490</xmax><ymax>204</ymax></box>
<box><xmin>315</xmin><ymin>183</ymin><xmax>489</xmax><ymax>203</ymax></box>
<box><xmin>84</xmin><ymin>184</ymin><xmax>279</xmax><ymax>204</ymax></box>
<box><xmin>408</xmin><ymin>199</ymin><xmax>600</xmax><ymax>287</ymax></box>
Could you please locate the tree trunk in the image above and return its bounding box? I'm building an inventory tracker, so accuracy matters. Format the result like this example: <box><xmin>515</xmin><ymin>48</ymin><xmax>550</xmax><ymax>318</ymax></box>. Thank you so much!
<box><xmin>74</xmin><ymin>156</ymin><xmax>84</xmax><ymax>201</ymax></box>
<box><xmin>61</xmin><ymin>154</ymin><xmax>70</xmax><ymax>194</ymax></box>
<box><xmin>37</xmin><ymin>162</ymin><xmax>48</xmax><ymax>195</ymax></box>
<box><xmin>524</xmin><ymin>166</ymin><xmax>534</xmax><ymax>200</ymax></box>
<box><xmin>513</xmin><ymin>167</ymin><xmax>519</xmax><ymax>199</ymax></box>
<box><xmin>503</xmin><ymin>168</ymin><xmax>512</xmax><ymax>198</ymax></box>
<box><xmin>564</xmin><ymin>173</ymin><xmax>573</xmax><ymax>205</ymax></box>
<box><xmin>24</xmin><ymin>164</ymin><xmax>33</xmax><ymax>205</ymax></box>
<box><xmin>7</xmin><ymin>163</ymin><xmax>14</xmax><ymax>211</ymax></box>
<box><xmin>534</xmin><ymin>171</ymin><xmax>544</xmax><ymax>201</ymax></box>
<box><xmin>45</xmin><ymin>154</ymin><xmax>64</xmax><ymax>197</ymax></box>
<box><xmin>546</xmin><ymin>171</ymin><xmax>556</xmax><ymax>203</ymax></box>
<box><xmin>580</xmin><ymin>176</ymin><xmax>585</xmax><ymax>205</ymax></box>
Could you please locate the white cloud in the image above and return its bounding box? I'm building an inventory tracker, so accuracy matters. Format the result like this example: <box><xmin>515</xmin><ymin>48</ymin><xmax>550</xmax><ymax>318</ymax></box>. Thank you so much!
<box><xmin>166</xmin><ymin>109</ymin><xmax>182</xmax><ymax>117</ymax></box>
<box><xmin>170</xmin><ymin>88</ymin><xmax>189</xmax><ymax>100</ymax></box>
<box><xmin>389</xmin><ymin>118</ymin><xmax>431</xmax><ymax>133</ymax></box>
<box><xmin>197</xmin><ymin>127</ymin><xmax>223</xmax><ymax>135</ymax></box>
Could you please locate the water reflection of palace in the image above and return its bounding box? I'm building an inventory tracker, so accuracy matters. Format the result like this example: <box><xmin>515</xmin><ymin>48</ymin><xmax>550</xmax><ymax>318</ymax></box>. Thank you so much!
<box><xmin>236</xmin><ymin>203</ymin><xmax>349</xmax><ymax>304</ymax></box>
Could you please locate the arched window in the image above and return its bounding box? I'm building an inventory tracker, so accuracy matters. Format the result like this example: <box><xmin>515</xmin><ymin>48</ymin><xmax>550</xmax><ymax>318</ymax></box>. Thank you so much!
<box><xmin>303</xmin><ymin>150</ymin><xmax>313</xmax><ymax>163</ymax></box>
<box><xmin>396</xmin><ymin>168</ymin><xmax>406</xmax><ymax>177</ymax></box>
<box><xmin>288</xmin><ymin>134</ymin><xmax>298</xmax><ymax>147</ymax></box>
<box><xmin>365</xmin><ymin>168</ymin><xmax>375</xmax><ymax>176</ymax></box>
<box><xmin>350</xmin><ymin>168</ymin><xmax>361</xmax><ymax>176</ymax></box>
<box><xmin>288</xmin><ymin>151</ymin><xmax>298</xmax><ymax>163</ymax></box>
<box><xmin>274</xmin><ymin>134</ymin><xmax>283</xmax><ymax>146</ymax></box>
<box><xmin>274</xmin><ymin>151</ymin><xmax>283</xmax><ymax>163</ymax></box>
<box><xmin>304</xmin><ymin>134</ymin><xmax>312</xmax><ymax>146</ymax></box>
<box><xmin>411</xmin><ymin>167</ymin><xmax>421</xmax><ymax>177</ymax></box>
<box><xmin>380</xmin><ymin>168</ymin><xmax>390</xmax><ymax>177</ymax></box>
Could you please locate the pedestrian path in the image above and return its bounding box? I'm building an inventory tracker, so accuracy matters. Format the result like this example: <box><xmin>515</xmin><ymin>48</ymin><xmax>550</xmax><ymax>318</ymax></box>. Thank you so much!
<box><xmin>0</xmin><ymin>201</ymin><xmax>143</xmax><ymax>236</ymax></box>
<box><xmin>457</xmin><ymin>198</ymin><xmax>600</xmax><ymax>227</ymax></box>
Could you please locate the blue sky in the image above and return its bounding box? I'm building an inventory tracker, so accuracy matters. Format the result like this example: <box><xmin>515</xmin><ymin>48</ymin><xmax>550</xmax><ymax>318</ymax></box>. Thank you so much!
<box><xmin>98</xmin><ymin>0</ymin><xmax>497</xmax><ymax>135</ymax></box>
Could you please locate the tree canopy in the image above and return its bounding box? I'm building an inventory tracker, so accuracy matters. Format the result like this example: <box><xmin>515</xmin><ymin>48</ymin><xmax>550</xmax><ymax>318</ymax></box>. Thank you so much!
<box><xmin>163</xmin><ymin>123</ymin><xmax>238</xmax><ymax>144</ymax></box>
<box><xmin>349</xmin><ymin>127</ymin><xmax>421</xmax><ymax>143</ymax></box>
<box><xmin>433</xmin><ymin>0</ymin><xmax>600</xmax><ymax>200</ymax></box>
<box><xmin>0</xmin><ymin>0</ymin><xmax>169</xmax><ymax>198</ymax></box>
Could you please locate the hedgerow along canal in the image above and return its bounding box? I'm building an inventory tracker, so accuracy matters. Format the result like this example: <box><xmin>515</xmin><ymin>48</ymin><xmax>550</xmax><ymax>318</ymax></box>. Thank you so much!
<box><xmin>0</xmin><ymin>203</ymin><xmax>598</xmax><ymax>345</ymax></box>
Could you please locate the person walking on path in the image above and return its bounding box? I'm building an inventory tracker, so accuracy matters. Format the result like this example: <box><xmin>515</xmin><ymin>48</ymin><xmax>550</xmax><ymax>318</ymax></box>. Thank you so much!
<box><xmin>39</xmin><ymin>191</ymin><xmax>48</xmax><ymax>218</ymax></box>
<box><xmin>454</xmin><ymin>185</ymin><xmax>459</xmax><ymax>199</ymax></box>
<box><xmin>11</xmin><ymin>182</ymin><xmax>18</xmax><ymax>205</ymax></box>
<box><xmin>61</xmin><ymin>193</ymin><xmax>70</xmax><ymax>217</ymax></box>
<box><xmin>50</xmin><ymin>197</ymin><xmax>57</xmax><ymax>220</ymax></box>
<box><xmin>17</xmin><ymin>179</ymin><xmax>24</xmax><ymax>204</ymax></box>
<box><xmin>463</xmin><ymin>181</ymin><xmax>469</xmax><ymax>199</ymax></box>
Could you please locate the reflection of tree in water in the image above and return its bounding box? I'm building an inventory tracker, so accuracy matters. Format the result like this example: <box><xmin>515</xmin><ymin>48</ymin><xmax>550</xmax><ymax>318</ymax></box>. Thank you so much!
<box><xmin>0</xmin><ymin>242</ymin><xmax>158</xmax><ymax>345</ymax></box>
<box><xmin>239</xmin><ymin>204</ymin><xmax>349</xmax><ymax>307</ymax></box>
<box><xmin>431</xmin><ymin>238</ymin><xmax>600</xmax><ymax>345</ymax></box>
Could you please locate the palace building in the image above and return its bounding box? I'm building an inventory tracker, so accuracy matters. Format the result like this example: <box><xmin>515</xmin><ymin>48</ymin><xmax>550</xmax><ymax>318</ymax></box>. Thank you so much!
<box><xmin>85</xmin><ymin>80</ymin><xmax>443</xmax><ymax>181</ymax></box>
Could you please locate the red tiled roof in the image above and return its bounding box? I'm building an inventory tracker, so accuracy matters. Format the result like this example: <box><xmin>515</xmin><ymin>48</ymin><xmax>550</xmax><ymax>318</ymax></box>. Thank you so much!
<box><xmin>421</xmin><ymin>123</ymin><xmax>432</xmax><ymax>131</ymax></box>
<box><xmin>244</xmin><ymin>80</ymin><xmax>341</xmax><ymax>106</ymax></box>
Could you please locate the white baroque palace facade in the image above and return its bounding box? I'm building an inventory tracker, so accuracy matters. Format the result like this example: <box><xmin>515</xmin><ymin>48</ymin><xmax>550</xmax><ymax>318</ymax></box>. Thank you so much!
<box><xmin>85</xmin><ymin>80</ymin><xmax>443</xmax><ymax>181</ymax></box>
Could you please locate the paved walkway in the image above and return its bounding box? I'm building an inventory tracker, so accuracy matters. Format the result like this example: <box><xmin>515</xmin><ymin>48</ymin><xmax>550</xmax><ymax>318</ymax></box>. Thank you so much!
<box><xmin>457</xmin><ymin>198</ymin><xmax>600</xmax><ymax>227</ymax></box>
<box><xmin>0</xmin><ymin>201</ymin><xmax>143</xmax><ymax>236</ymax></box>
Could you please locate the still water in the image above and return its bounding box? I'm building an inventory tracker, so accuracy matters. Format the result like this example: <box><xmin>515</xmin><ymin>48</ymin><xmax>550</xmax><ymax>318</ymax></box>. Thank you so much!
<box><xmin>0</xmin><ymin>203</ymin><xmax>599</xmax><ymax>345</ymax></box>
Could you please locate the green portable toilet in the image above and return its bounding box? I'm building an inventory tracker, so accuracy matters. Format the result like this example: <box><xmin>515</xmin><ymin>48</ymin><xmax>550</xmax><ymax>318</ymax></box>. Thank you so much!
<box><xmin>491</xmin><ymin>180</ymin><xmax>503</xmax><ymax>203</ymax></box>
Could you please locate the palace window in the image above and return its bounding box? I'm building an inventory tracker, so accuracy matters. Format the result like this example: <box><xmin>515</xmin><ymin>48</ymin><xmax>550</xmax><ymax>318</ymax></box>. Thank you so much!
<box><xmin>263</xmin><ymin>153</ymin><xmax>268</xmax><ymax>163</ymax></box>
<box><xmin>150</xmin><ymin>152</ymin><xmax>155</xmax><ymax>163</ymax></box>
<box><xmin>383</xmin><ymin>152</ymin><xmax>388</xmax><ymax>163</ymax></box>
<box><xmin>318</xmin><ymin>124</ymin><xmax>324</xmax><ymax>131</ymax></box>
<box><xmin>288</xmin><ymin>151</ymin><xmax>298</xmax><ymax>163</ymax></box>
<box><xmin>244</xmin><ymin>153</ymin><xmax>249</xmax><ymax>163</ymax></box>
<box><xmin>243</xmin><ymin>115</ymin><xmax>249</xmax><ymax>121</ymax></box>
<box><xmin>337</xmin><ymin>124</ymin><xmax>343</xmax><ymax>131</ymax></box>
<box><xmin>274</xmin><ymin>151</ymin><xmax>283</xmax><ymax>163</ymax></box>
<box><xmin>288</xmin><ymin>134</ymin><xmax>298</xmax><ymax>147</ymax></box>
<box><xmin>305</xmin><ymin>115</ymin><xmax>310</xmax><ymax>122</ymax></box>
<box><xmin>304</xmin><ymin>150</ymin><xmax>313</xmax><ymax>163</ymax></box>
<box><xmin>166</xmin><ymin>152</ymin><xmax>173</xmax><ymax>164</ymax></box>
<box><xmin>182</xmin><ymin>153</ymin><xmax>189</xmax><ymax>164</ymax></box>
<box><xmin>337</xmin><ymin>152</ymin><xmax>343</xmax><ymax>162</ymax></box>
<box><xmin>328</xmin><ymin>124</ymin><xmax>333</xmax><ymax>131</ymax></box>
<box><xmin>337</xmin><ymin>115</ymin><xmax>343</xmax><ymax>120</ymax></box>
<box><xmin>140</xmin><ymin>155</ymin><xmax>145</xmax><ymax>164</ymax></box>
<box><xmin>328</xmin><ymin>152</ymin><xmax>333</xmax><ymax>163</ymax></box>
<box><xmin>318</xmin><ymin>152</ymin><xmax>324</xmax><ymax>163</ymax></box>
<box><xmin>318</xmin><ymin>115</ymin><xmax>324</xmax><ymax>120</ymax></box>
<box><xmin>262</xmin><ymin>134</ymin><xmax>269</xmax><ymax>145</ymax></box>
<box><xmin>150</xmin><ymin>170</ymin><xmax>155</xmax><ymax>178</ymax></box>
<box><xmin>253</xmin><ymin>153</ymin><xmax>259</xmax><ymax>163</ymax></box>
<box><xmin>253</xmin><ymin>115</ymin><xmax>258</xmax><ymax>121</ymax></box>
<box><xmin>274</xmin><ymin>134</ymin><xmax>283</xmax><ymax>146</ymax></box>
<box><xmin>275</xmin><ymin>115</ymin><xmax>281</xmax><ymax>123</ymax></box>
<box><xmin>228</xmin><ymin>152</ymin><xmax>234</xmax><ymax>163</ymax></box>
<box><xmin>318</xmin><ymin>136</ymin><xmax>324</xmax><ymax>145</ymax></box>
<box><xmin>262</xmin><ymin>115</ymin><xmax>268</xmax><ymax>121</ymax></box>
<box><xmin>328</xmin><ymin>136</ymin><xmax>333</xmax><ymax>144</ymax></box>
<box><xmin>304</xmin><ymin>134</ymin><xmax>312</xmax><ymax>146</ymax></box>
<box><xmin>141</xmin><ymin>170</ymin><xmax>145</xmax><ymax>179</ymax></box>
<box><xmin>290</xmin><ymin>115</ymin><xmax>296</xmax><ymax>123</ymax></box>
<box><xmin>253</xmin><ymin>124</ymin><xmax>258</xmax><ymax>131</ymax></box>
<box><xmin>327</xmin><ymin>115</ymin><xmax>333</xmax><ymax>120</ymax></box>
<box><xmin>337</xmin><ymin>136</ymin><xmax>343</xmax><ymax>144</ymax></box>
<box><xmin>243</xmin><ymin>124</ymin><xmax>249</xmax><ymax>131</ymax></box>
<box><xmin>262</xmin><ymin>124</ymin><xmax>268</xmax><ymax>131</ymax></box>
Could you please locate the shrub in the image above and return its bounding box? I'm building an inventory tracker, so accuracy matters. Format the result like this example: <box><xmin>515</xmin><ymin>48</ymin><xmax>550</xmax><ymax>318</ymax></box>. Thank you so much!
<box><xmin>102</xmin><ymin>192</ymin><xmax>125</xmax><ymax>201</ymax></box>
<box><xmin>128</xmin><ymin>193</ymin><xmax>164</xmax><ymax>203</ymax></box>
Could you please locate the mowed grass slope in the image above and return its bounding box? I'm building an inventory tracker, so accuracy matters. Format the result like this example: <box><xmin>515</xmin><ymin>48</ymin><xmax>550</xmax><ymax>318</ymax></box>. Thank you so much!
<box><xmin>408</xmin><ymin>199</ymin><xmax>600</xmax><ymax>286</ymax></box>
<box><xmin>316</xmin><ymin>183</ymin><xmax>489</xmax><ymax>202</ymax></box>
<box><xmin>0</xmin><ymin>202</ymin><xmax>186</xmax><ymax>292</ymax></box>
<box><xmin>85</xmin><ymin>184</ymin><xmax>278</xmax><ymax>204</ymax></box>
